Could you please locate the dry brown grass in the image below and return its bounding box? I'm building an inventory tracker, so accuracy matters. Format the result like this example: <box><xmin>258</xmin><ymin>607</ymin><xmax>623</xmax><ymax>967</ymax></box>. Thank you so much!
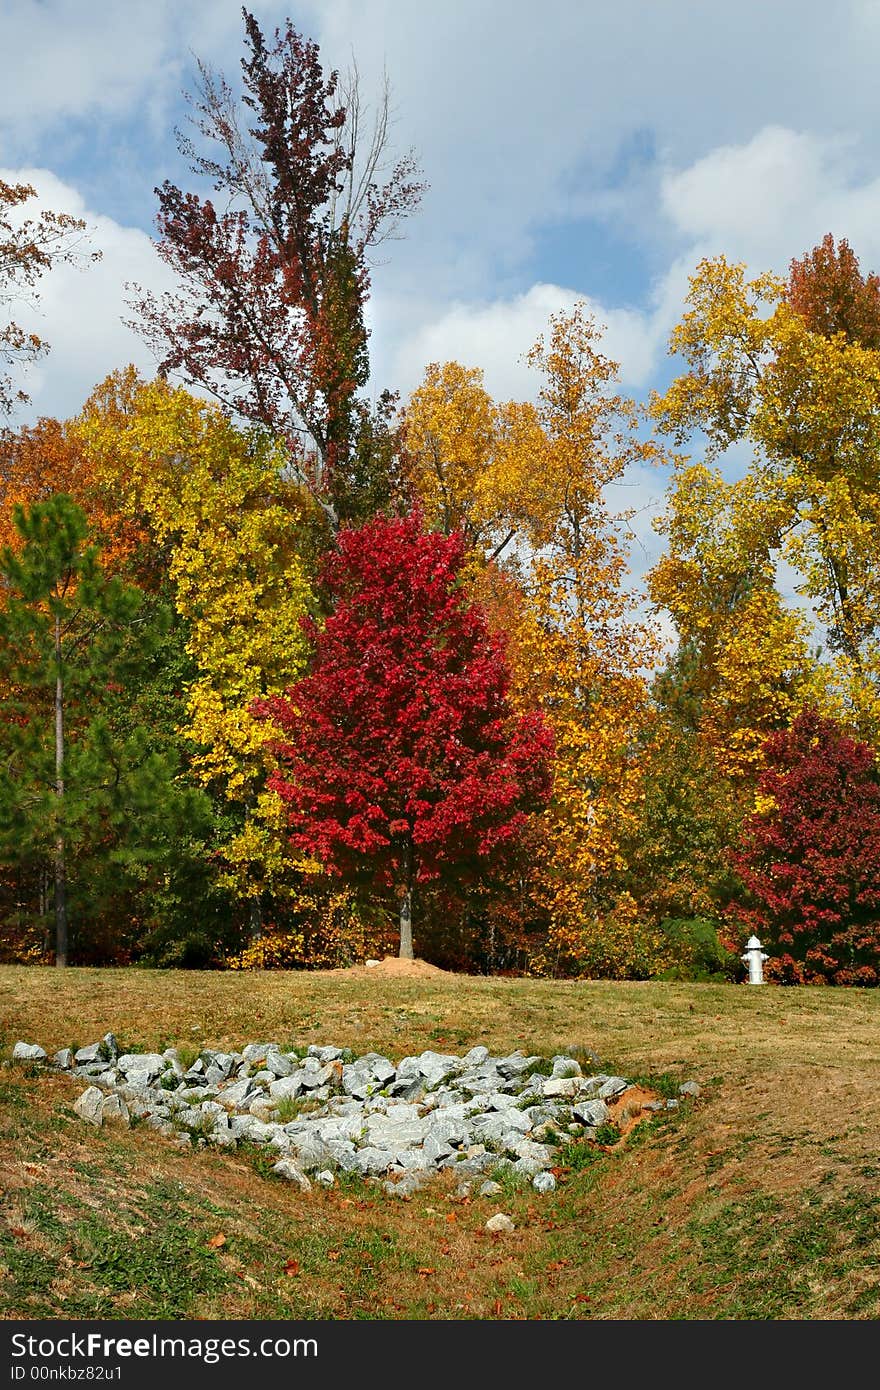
<box><xmin>2</xmin><ymin>966</ymin><xmax>880</xmax><ymax>1320</ymax></box>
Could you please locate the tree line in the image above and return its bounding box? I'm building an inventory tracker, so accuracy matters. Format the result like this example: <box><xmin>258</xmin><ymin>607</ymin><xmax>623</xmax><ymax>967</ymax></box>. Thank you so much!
<box><xmin>2</xmin><ymin>10</ymin><xmax>880</xmax><ymax>984</ymax></box>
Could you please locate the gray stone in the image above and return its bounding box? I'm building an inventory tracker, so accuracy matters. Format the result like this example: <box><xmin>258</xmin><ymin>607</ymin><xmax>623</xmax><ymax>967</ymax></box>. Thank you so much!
<box><xmin>551</xmin><ymin>1056</ymin><xmax>582</xmax><ymax>1078</ymax></box>
<box><xmin>497</xmin><ymin>1053</ymin><xmax>541</xmax><ymax>1079</ymax></box>
<box><xmin>241</xmin><ymin>1043</ymin><xmax>274</xmax><ymax>1064</ymax></box>
<box><xmin>249</xmin><ymin>1098</ymin><xmax>277</xmax><ymax>1122</ymax></box>
<box><xmin>52</xmin><ymin>1048</ymin><xmax>74</xmax><ymax>1070</ymax></box>
<box><xmin>218</xmin><ymin>1078</ymin><xmax>254</xmax><ymax>1110</ymax></box>
<box><xmin>73</xmin><ymin>1086</ymin><xmax>104</xmax><ymax>1126</ymax></box>
<box><xmin>423</xmin><ymin>1133</ymin><xmax>454</xmax><ymax>1164</ymax></box>
<box><xmin>13</xmin><ymin>1042</ymin><xmax>47</xmax><ymax>1062</ymax></box>
<box><xmin>247</xmin><ymin>1120</ymin><xmax>279</xmax><ymax>1144</ymax></box>
<box><xmin>308</xmin><ymin>1045</ymin><xmax>343</xmax><ymax>1063</ymax></box>
<box><xmin>392</xmin><ymin>1147</ymin><xmax>432</xmax><ymax>1172</ymax></box>
<box><xmin>74</xmin><ymin>1042</ymin><xmax>104</xmax><ymax>1064</ymax></box>
<box><xmin>299</xmin><ymin>1062</ymin><xmax>335</xmax><ymax>1090</ymax></box>
<box><xmin>204</xmin><ymin>1066</ymin><xmax>226</xmax><ymax>1087</ymax></box>
<box><xmin>679</xmin><ymin>1081</ymin><xmax>701</xmax><ymax>1098</ymax></box>
<box><xmin>325</xmin><ymin>1141</ymin><xmax>359</xmax><ymax>1172</ymax></box>
<box><xmin>265</xmin><ymin>1051</ymin><xmax>294</xmax><ymax>1077</ymax></box>
<box><xmin>268</xmin><ymin>1073</ymin><xmax>304</xmax><ymax>1101</ymax></box>
<box><xmin>542</xmin><ymin>1077</ymin><xmax>580</xmax><ymax>1099</ymax></box>
<box><xmin>461</xmin><ymin>1045</ymin><xmax>490</xmax><ymax>1067</ymax></box>
<box><xmin>117</xmin><ymin>1053</ymin><xmax>166</xmax><ymax>1081</ymax></box>
<box><xmin>512</xmin><ymin>1139</ymin><xmax>553</xmax><ymax>1171</ymax></box>
<box><xmin>272</xmin><ymin>1159</ymin><xmax>311</xmax><ymax>1190</ymax></box>
<box><xmin>101</xmin><ymin>1033</ymin><xmax>120</xmax><ymax>1061</ymax></box>
<box><xmin>485</xmin><ymin>1213</ymin><xmax>515</xmax><ymax>1233</ymax></box>
<box><xmin>178</xmin><ymin>1085</ymin><xmax>217</xmax><ymax>1103</ymax></box>
<box><xmin>314</xmin><ymin>1170</ymin><xmax>336</xmax><ymax>1187</ymax></box>
<box><xmin>387</xmin><ymin>1076</ymin><xmax>425</xmax><ymax>1100</ymax></box>
<box><xmin>288</xmin><ymin>1135</ymin><xmax>336</xmax><ymax>1172</ymax></box>
<box><xmin>354</xmin><ymin>1146</ymin><xmax>393</xmax><ymax>1176</ymax></box>
<box><xmin>383</xmin><ymin>1172</ymin><xmax>425</xmax><ymax>1198</ymax></box>
<box><xmin>666</xmin><ymin>1098</ymin><xmax>680</xmax><ymax>1110</ymax></box>
<box><xmin>416</xmin><ymin>1050</ymin><xmax>462</xmax><ymax>1085</ymax></box>
<box><xmin>100</xmin><ymin>1094</ymin><xmax>130</xmax><ymax>1126</ymax></box>
<box><xmin>341</xmin><ymin>1065</ymin><xmax>371</xmax><ymax>1099</ymax></box>
<box><xmin>598</xmin><ymin>1077</ymin><xmax>628</xmax><ymax>1100</ymax></box>
<box><xmin>573</xmin><ymin>1099</ymin><xmax>610</xmax><ymax>1128</ymax></box>
<box><xmin>227</xmin><ymin>1114</ymin><xmax>257</xmax><ymax>1140</ymax></box>
<box><xmin>207</xmin><ymin>1052</ymin><xmax>236</xmax><ymax>1078</ymax></box>
<box><xmin>641</xmin><ymin>1100</ymin><xmax>665</xmax><ymax>1113</ymax></box>
<box><xmin>479</xmin><ymin>1180</ymin><xmax>503</xmax><ymax>1198</ymax></box>
<box><xmin>532</xmin><ymin>1171</ymin><xmax>557</xmax><ymax>1194</ymax></box>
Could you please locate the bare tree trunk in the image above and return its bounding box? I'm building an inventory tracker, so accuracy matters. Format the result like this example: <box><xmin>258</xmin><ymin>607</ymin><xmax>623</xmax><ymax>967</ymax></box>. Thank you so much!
<box><xmin>398</xmin><ymin>840</ymin><xmax>414</xmax><ymax>960</ymax></box>
<box><xmin>54</xmin><ymin>613</ymin><xmax>68</xmax><ymax>968</ymax></box>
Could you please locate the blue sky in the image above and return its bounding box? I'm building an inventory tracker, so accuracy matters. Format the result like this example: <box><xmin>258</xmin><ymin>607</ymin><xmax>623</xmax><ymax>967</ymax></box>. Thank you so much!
<box><xmin>4</xmin><ymin>0</ymin><xmax>880</xmax><ymax>583</ymax></box>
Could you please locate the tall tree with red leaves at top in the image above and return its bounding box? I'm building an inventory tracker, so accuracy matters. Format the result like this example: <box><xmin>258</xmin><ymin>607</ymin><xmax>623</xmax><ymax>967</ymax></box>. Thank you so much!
<box><xmin>730</xmin><ymin>707</ymin><xmax>880</xmax><ymax>985</ymax></box>
<box><xmin>255</xmin><ymin>511</ymin><xmax>554</xmax><ymax>958</ymax></box>
<box><xmin>787</xmin><ymin>232</ymin><xmax>880</xmax><ymax>347</ymax></box>
<box><xmin>129</xmin><ymin>8</ymin><xmax>424</xmax><ymax>527</ymax></box>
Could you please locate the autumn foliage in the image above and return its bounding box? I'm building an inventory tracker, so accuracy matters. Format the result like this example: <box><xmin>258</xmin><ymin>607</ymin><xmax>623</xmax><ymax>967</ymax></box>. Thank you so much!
<box><xmin>5</xmin><ymin>2</ymin><xmax>880</xmax><ymax>985</ymax></box>
<box><xmin>256</xmin><ymin>511</ymin><xmax>553</xmax><ymax>957</ymax></box>
<box><xmin>730</xmin><ymin>709</ymin><xmax>880</xmax><ymax>985</ymax></box>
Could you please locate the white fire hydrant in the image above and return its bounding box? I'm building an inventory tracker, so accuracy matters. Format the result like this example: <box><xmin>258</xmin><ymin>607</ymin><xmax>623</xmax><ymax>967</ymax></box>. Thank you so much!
<box><xmin>742</xmin><ymin>934</ymin><xmax>769</xmax><ymax>985</ymax></box>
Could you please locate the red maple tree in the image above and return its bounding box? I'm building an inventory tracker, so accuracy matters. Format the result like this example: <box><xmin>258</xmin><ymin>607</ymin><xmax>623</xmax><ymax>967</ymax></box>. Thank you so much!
<box><xmin>256</xmin><ymin>511</ymin><xmax>554</xmax><ymax>958</ymax></box>
<box><xmin>730</xmin><ymin>707</ymin><xmax>880</xmax><ymax>985</ymax></box>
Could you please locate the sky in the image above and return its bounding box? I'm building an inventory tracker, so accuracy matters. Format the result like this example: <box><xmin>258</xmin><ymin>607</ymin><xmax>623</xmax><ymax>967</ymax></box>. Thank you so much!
<box><xmin>3</xmin><ymin>0</ymin><xmax>880</xmax><ymax>582</ymax></box>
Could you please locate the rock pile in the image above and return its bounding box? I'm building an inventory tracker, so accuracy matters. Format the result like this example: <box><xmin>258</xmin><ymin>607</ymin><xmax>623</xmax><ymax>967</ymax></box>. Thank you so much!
<box><xmin>11</xmin><ymin>1035</ymin><xmax>697</xmax><ymax>1198</ymax></box>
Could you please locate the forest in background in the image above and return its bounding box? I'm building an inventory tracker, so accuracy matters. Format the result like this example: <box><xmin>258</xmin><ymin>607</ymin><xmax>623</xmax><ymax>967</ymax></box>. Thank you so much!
<box><xmin>3</xmin><ymin>12</ymin><xmax>880</xmax><ymax>986</ymax></box>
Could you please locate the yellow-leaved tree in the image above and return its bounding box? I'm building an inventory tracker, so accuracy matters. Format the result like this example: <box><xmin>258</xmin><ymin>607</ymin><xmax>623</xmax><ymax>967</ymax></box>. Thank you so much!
<box><xmin>75</xmin><ymin>371</ymin><xmax>319</xmax><ymax>933</ymax></box>
<box><xmin>404</xmin><ymin>307</ymin><xmax>668</xmax><ymax>976</ymax></box>
<box><xmin>651</xmin><ymin>246</ymin><xmax>880</xmax><ymax>744</ymax></box>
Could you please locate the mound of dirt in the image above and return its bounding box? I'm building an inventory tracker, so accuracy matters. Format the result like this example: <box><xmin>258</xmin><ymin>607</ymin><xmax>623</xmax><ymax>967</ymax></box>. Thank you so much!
<box><xmin>329</xmin><ymin>955</ymin><xmax>454</xmax><ymax>979</ymax></box>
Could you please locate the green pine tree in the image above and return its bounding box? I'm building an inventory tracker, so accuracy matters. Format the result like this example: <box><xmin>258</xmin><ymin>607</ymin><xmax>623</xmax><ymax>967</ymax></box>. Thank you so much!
<box><xmin>0</xmin><ymin>494</ymin><xmax>211</xmax><ymax>964</ymax></box>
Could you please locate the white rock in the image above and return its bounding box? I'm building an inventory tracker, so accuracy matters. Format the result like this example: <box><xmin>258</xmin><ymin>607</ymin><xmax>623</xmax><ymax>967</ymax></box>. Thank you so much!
<box><xmin>485</xmin><ymin>1213</ymin><xmax>515</xmax><ymax>1233</ymax></box>
<box><xmin>13</xmin><ymin>1042</ymin><xmax>47</xmax><ymax>1062</ymax></box>
<box><xmin>542</xmin><ymin>1077</ymin><xmax>580</xmax><ymax>1098</ymax></box>
<box><xmin>117</xmin><ymin>1053</ymin><xmax>166</xmax><ymax>1080</ymax></box>
<box><xmin>272</xmin><ymin>1159</ymin><xmax>311</xmax><ymax>1191</ymax></box>
<box><xmin>479</xmin><ymin>1180</ymin><xmax>503</xmax><ymax>1198</ymax></box>
<box><xmin>73</xmin><ymin>1086</ymin><xmax>105</xmax><ymax>1126</ymax></box>
<box><xmin>100</xmin><ymin>1094</ymin><xmax>130</xmax><ymax>1126</ymax></box>
<box><xmin>532</xmin><ymin>1171</ymin><xmax>557</xmax><ymax>1194</ymax></box>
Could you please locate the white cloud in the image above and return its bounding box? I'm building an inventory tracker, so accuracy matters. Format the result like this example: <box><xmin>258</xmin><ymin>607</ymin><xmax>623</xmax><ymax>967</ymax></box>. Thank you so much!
<box><xmin>1</xmin><ymin>168</ymin><xmax>176</xmax><ymax>423</ymax></box>
<box><xmin>660</xmin><ymin>125</ymin><xmax>880</xmax><ymax>274</ymax></box>
<box><xmin>377</xmin><ymin>283</ymin><xmax>661</xmax><ymax>406</ymax></box>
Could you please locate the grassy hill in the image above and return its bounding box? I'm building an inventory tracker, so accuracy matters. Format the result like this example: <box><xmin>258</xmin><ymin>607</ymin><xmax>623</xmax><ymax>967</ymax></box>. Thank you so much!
<box><xmin>1</xmin><ymin>964</ymin><xmax>879</xmax><ymax>1320</ymax></box>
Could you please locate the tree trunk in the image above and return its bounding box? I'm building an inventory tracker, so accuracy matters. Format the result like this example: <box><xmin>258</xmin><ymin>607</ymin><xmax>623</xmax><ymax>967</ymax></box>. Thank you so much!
<box><xmin>54</xmin><ymin>613</ymin><xmax>68</xmax><ymax>968</ymax></box>
<box><xmin>398</xmin><ymin>841</ymin><xmax>414</xmax><ymax>960</ymax></box>
<box><xmin>249</xmin><ymin>894</ymin><xmax>263</xmax><ymax>946</ymax></box>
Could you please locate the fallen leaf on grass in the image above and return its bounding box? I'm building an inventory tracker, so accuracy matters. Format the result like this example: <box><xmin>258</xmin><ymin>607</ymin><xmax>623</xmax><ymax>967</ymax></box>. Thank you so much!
<box><xmin>417</xmin><ymin>1267</ymin><xmax>435</xmax><ymax>1277</ymax></box>
<box><xmin>327</xmin><ymin>1250</ymin><xmax>341</xmax><ymax>1262</ymax></box>
<box><xmin>206</xmin><ymin>1233</ymin><xmax>226</xmax><ymax>1249</ymax></box>
<box><xmin>283</xmin><ymin>1258</ymin><xmax>300</xmax><ymax>1277</ymax></box>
